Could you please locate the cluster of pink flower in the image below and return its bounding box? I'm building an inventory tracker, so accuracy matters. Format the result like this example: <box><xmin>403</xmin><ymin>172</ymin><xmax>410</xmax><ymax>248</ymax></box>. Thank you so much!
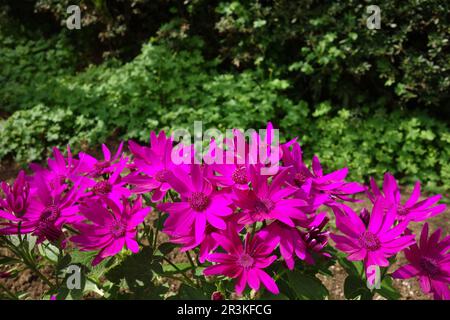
<box><xmin>0</xmin><ymin>123</ymin><xmax>448</xmax><ymax>299</ymax></box>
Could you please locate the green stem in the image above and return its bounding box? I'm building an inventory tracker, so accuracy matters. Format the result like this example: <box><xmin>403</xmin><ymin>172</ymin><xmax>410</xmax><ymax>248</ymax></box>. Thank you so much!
<box><xmin>162</xmin><ymin>257</ymin><xmax>197</xmax><ymax>288</ymax></box>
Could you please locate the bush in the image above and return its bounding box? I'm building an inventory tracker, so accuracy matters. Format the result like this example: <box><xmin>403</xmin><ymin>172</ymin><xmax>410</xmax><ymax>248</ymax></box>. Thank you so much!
<box><xmin>282</xmin><ymin>103</ymin><xmax>450</xmax><ymax>194</ymax></box>
<box><xmin>0</xmin><ymin>32</ymin><xmax>76</xmax><ymax>113</ymax></box>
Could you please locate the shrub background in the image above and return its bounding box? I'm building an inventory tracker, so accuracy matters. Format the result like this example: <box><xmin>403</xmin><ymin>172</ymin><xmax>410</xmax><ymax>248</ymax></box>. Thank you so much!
<box><xmin>0</xmin><ymin>0</ymin><xmax>449</xmax><ymax>194</ymax></box>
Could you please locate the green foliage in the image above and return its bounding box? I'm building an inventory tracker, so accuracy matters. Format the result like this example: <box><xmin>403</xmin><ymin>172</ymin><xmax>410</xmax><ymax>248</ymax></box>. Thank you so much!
<box><xmin>0</xmin><ymin>0</ymin><xmax>449</xmax><ymax>193</ymax></box>
<box><xmin>0</xmin><ymin>32</ymin><xmax>76</xmax><ymax>113</ymax></box>
<box><xmin>282</xmin><ymin>103</ymin><xmax>450</xmax><ymax>193</ymax></box>
<box><xmin>0</xmin><ymin>104</ymin><xmax>105</xmax><ymax>163</ymax></box>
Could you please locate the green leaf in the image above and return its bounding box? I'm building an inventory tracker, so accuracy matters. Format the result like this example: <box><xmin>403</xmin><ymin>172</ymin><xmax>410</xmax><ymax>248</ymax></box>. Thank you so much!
<box><xmin>286</xmin><ymin>270</ymin><xmax>329</xmax><ymax>300</ymax></box>
<box><xmin>158</xmin><ymin>242</ymin><xmax>177</xmax><ymax>255</ymax></box>
<box><xmin>376</xmin><ymin>275</ymin><xmax>400</xmax><ymax>300</ymax></box>
<box><xmin>170</xmin><ymin>283</ymin><xmax>209</xmax><ymax>300</ymax></box>
<box><xmin>343</xmin><ymin>275</ymin><xmax>373</xmax><ymax>300</ymax></box>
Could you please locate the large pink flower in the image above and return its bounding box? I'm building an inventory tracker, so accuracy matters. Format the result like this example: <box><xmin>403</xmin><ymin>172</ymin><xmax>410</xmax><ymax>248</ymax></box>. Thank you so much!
<box><xmin>330</xmin><ymin>199</ymin><xmax>415</xmax><ymax>278</ymax></box>
<box><xmin>368</xmin><ymin>173</ymin><xmax>446</xmax><ymax>222</ymax></box>
<box><xmin>71</xmin><ymin>196</ymin><xmax>150</xmax><ymax>265</ymax></box>
<box><xmin>204</xmin><ymin>228</ymin><xmax>279</xmax><ymax>295</ymax></box>
<box><xmin>159</xmin><ymin>165</ymin><xmax>233</xmax><ymax>243</ymax></box>
<box><xmin>392</xmin><ymin>223</ymin><xmax>450</xmax><ymax>300</ymax></box>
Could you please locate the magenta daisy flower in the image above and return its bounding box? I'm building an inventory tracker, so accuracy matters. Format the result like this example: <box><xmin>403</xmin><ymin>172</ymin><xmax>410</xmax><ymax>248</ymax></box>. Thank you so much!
<box><xmin>0</xmin><ymin>170</ymin><xmax>30</xmax><ymax>219</ymax></box>
<box><xmin>78</xmin><ymin>142</ymin><xmax>124</xmax><ymax>177</ymax></box>
<box><xmin>330</xmin><ymin>199</ymin><xmax>415</xmax><ymax>278</ymax></box>
<box><xmin>159</xmin><ymin>165</ymin><xmax>233</xmax><ymax>243</ymax></box>
<box><xmin>392</xmin><ymin>223</ymin><xmax>450</xmax><ymax>300</ymax></box>
<box><xmin>234</xmin><ymin>168</ymin><xmax>308</xmax><ymax>227</ymax></box>
<box><xmin>368</xmin><ymin>173</ymin><xmax>446</xmax><ymax>222</ymax></box>
<box><xmin>1</xmin><ymin>173</ymin><xmax>83</xmax><ymax>243</ymax></box>
<box><xmin>71</xmin><ymin>196</ymin><xmax>150</xmax><ymax>265</ymax></box>
<box><xmin>204</xmin><ymin>228</ymin><xmax>279</xmax><ymax>295</ymax></box>
<box><xmin>282</xmin><ymin>143</ymin><xmax>365</xmax><ymax>205</ymax></box>
<box><xmin>127</xmin><ymin>138</ymin><xmax>187</xmax><ymax>202</ymax></box>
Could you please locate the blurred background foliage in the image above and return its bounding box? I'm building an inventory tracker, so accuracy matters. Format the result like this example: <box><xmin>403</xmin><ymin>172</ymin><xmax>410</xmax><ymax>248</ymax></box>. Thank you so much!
<box><xmin>0</xmin><ymin>0</ymin><xmax>449</xmax><ymax>194</ymax></box>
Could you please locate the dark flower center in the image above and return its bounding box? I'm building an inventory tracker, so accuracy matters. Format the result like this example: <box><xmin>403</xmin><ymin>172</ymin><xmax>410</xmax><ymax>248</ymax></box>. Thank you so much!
<box><xmin>40</xmin><ymin>205</ymin><xmax>60</xmax><ymax>222</ymax></box>
<box><xmin>231</xmin><ymin>166</ymin><xmax>247</xmax><ymax>185</ymax></box>
<box><xmin>254</xmin><ymin>198</ymin><xmax>274</xmax><ymax>213</ymax></box>
<box><xmin>110</xmin><ymin>221</ymin><xmax>127</xmax><ymax>238</ymax></box>
<box><xmin>155</xmin><ymin>169</ymin><xmax>170</xmax><ymax>183</ymax></box>
<box><xmin>293</xmin><ymin>171</ymin><xmax>309</xmax><ymax>187</ymax></box>
<box><xmin>37</xmin><ymin>206</ymin><xmax>62</xmax><ymax>242</ymax></box>
<box><xmin>419</xmin><ymin>257</ymin><xmax>440</xmax><ymax>276</ymax></box>
<box><xmin>189</xmin><ymin>192</ymin><xmax>210</xmax><ymax>212</ymax></box>
<box><xmin>358</xmin><ymin>231</ymin><xmax>381</xmax><ymax>251</ymax></box>
<box><xmin>238</xmin><ymin>253</ymin><xmax>254</xmax><ymax>268</ymax></box>
<box><xmin>93</xmin><ymin>181</ymin><xmax>113</xmax><ymax>195</ymax></box>
<box><xmin>397</xmin><ymin>205</ymin><xmax>408</xmax><ymax>216</ymax></box>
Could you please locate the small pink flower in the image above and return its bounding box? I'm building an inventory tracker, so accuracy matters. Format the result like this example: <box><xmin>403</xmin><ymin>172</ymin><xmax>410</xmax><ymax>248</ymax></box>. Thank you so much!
<box><xmin>204</xmin><ymin>228</ymin><xmax>279</xmax><ymax>295</ymax></box>
<box><xmin>330</xmin><ymin>199</ymin><xmax>415</xmax><ymax>280</ymax></box>
<box><xmin>368</xmin><ymin>173</ymin><xmax>446</xmax><ymax>222</ymax></box>
<box><xmin>159</xmin><ymin>165</ymin><xmax>233</xmax><ymax>244</ymax></box>
<box><xmin>393</xmin><ymin>223</ymin><xmax>450</xmax><ymax>300</ymax></box>
<box><xmin>71</xmin><ymin>196</ymin><xmax>150</xmax><ymax>265</ymax></box>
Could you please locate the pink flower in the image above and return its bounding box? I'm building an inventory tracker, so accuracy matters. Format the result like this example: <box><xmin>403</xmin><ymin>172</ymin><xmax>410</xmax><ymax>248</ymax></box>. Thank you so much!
<box><xmin>234</xmin><ymin>168</ymin><xmax>308</xmax><ymax>227</ymax></box>
<box><xmin>83</xmin><ymin>157</ymin><xmax>131</xmax><ymax>203</ymax></box>
<box><xmin>330</xmin><ymin>200</ymin><xmax>415</xmax><ymax>279</ymax></box>
<box><xmin>78</xmin><ymin>142</ymin><xmax>124</xmax><ymax>177</ymax></box>
<box><xmin>204</xmin><ymin>229</ymin><xmax>279</xmax><ymax>295</ymax></box>
<box><xmin>159</xmin><ymin>165</ymin><xmax>233</xmax><ymax>243</ymax></box>
<box><xmin>260</xmin><ymin>221</ymin><xmax>309</xmax><ymax>269</ymax></box>
<box><xmin>282</xmin><ymin>143</ymin><xmax>365</xmax><ymax>206</ymax></box>
<box><xmin>71</xmin><ymin>196</ymin><xmax>150</xmax><ymax>265</ymax></box>
<box><xmin>392</xmin><ymin>223</ymin><xmax>450</xmax><ymax>300</ymax></box>
<box><xmin>127</xmin><ymin>137</ymin><xmax>184</xmax><ymax>202</ymax></box>
<box><xmin>368</xmin><ymin>173</ymin><xmax>446</xmax><ymax>222</ymax></box>
<box><xmin>0</xmin><ymin>170</ymin><xmax>30</xmax><ymax>219</ymax></box>
<box><xmin>30</xmin><ymin>146</ymin><xmax>83</xmax><ymax>189</ymax></box>
<box><xmin>1</xmin><ymin>173</ymin><xmax>83</xmax><ymax>243</ymax></box>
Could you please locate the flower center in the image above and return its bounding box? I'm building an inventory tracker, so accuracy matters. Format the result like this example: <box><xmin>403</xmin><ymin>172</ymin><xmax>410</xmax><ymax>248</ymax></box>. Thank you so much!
<box><xmin>92</xmin><ymin>181</ymin><xmax>113</xmax><ymax>195</ymax></box>
<box><xmin>40</xmin><ymin>205</ymin><xmax>60</xmax><ymax>222</ymax></box>
<box><xmin>419</xmin><ymin>257</ymin><xmax>440</xmax><ymax>276</ymax></box>
<box><xmin>110</xmin><ymin>221</ymin><xmax>127</xmax><ymax>238</ymax></box>
<box><xmin>254</xmin><ymin>198</ymin><xmax>274</xmax><ymax>213</ymax></box>
<box><xmin>358</xmin><ymin>231</ymin><xmax>381</xmax><ymax>251</ymax></box>
<box><xmin>231</xmin><ymin>166</ymin><xmax>247</xmax><ymax>185</ymax></box>
<box><xmin>397</xmin><ymin>205</ymin><xmax>408</xmax><ymax>216</ymax></box>
<box><xmin>155</xmin><ymin>169</ymin><xmax>170</xmax><ymax>183</ymax></box>
<box><xmin>189</xmin><ymin>192</ymin><xmax>210</xmax><ymax>212</ymax></box>
<box><xmin>37</xmin><ymin>206</ymin><xmax>62</xmax><ymax>242</ymax></box>
<box><xmin>294</xmin><ymin>171</ymin><xmax>309</xmax><ymax>187</ymax></box>
<box><xmin>238</xmin><ymin>254</ymin><xmax>254</xmax><ymax>268</ymax></box>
